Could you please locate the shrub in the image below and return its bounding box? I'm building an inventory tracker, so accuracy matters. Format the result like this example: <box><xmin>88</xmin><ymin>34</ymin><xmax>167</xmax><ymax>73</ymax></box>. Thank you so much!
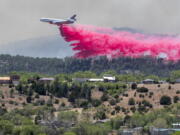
<box><xmin>131</xmin><ymin>83</ymin><xmax>137</xmax><ymax>89</ymax></box>
<box><xmin>0</xmin><ymin>107</ymin><xmax>7</xmax><ymax>115</ymax></box>
<box><xmin>171</xmin><ymin>131</ymin><xmax>180</xmax><ymax>135</ymax></box>
<box><xmin>176</xmin><ymin>90</ymin><xmax>180</xmax><ymax>94</ymax></box>
<box><xmin>138</xmin><ymin>105</ymin><xmax>147</xmax><ymax>113</ymax></box>
<box><xmin>111</xmin><ymin>110</ymin><xmax>115</xmax><ymax>115</ymax></box>
<box><xmin>115</xmin><ymin>106</ymin><xmax>121</xmax><ymax>112</ymax></box>
<box><xmin>79</xmin><ymin>100</ymin><xmax>89</xmax><ymax>108</ymax></box>
<box><xmin>123</xmin><ymin>93</ymin><xmax>128</xmax><ymax>97</ymax></box>
<box><xmin>114</xmin><ymin>94</ymin><xmax>119</xmax><ymax>99</ymax></box>
<box><xmin>54</xmin><ymin>99</ymin><xmax>59</xmax><ymax>104</ymax></box>
<box><xmin>137</xmin><ymin>87</ymin><xmax>149</xmax><ymax>93</ymax></box>
<box><xmin>46</xmin><ymin>99</ymin><xmax>53</xmax><ymax>107</ymax></box>
<box><xmin>122</xmin><ymin>84</ymin><xmax>127</xmax><ymax>89</ymax></box>
<box><xmin>63</xmin><ymin>131</ymin><xmax>76</xmax><ymax>135</ymax></box>
<box><xmin>61</xmin><ymin>102</ymin><xmax>66</xmax><ymax>107</ymax></box>
<box><xmin>160</xmin><ymin>96</ymin><xmax>171</xmax><ymax>105</ymax></box>
<box><xmin>121</xmin><ymin>107</ymin><xmax>126</xmax><ymax>112</ymax></box>
<box><xmin>91</xmin><ymin>99</ymin><xmax>101</xmax><ymax>107</ymax></box>
<box><xmin>173</xmin><ymin>96</ymin><xmax>179</xmax><ymax>103</ymax></box>
<box><xmin>142</xmin><ymin>100</ymin><xmax>152</xmax><ymax>107</ymax></box>
<box><xmin>9</xmin><ymin>100</ymin><xmax>14</xmax><ymax>104</ymax></box>
<box><xmin>130</xmin><ymin>107</ymin><xmax>136</xmax><ymax>113</ymax></box>
<box><xmin>94</xmin><ymin>107</ymin><xmax>107</xmax><ymax>120</ymax></box>
<box><xmin>149</xmin><ymin>92</ymin><xmax>154</xmax><ymax>96</ymax></box>
<box><xmin>35</xmin><ymin>99</ymin><xmax>45</xmax><ymax>106</ymax></box>
<box><xmin>58</xmin><ymin>111</ymin><xmax>78</xmax><ymax>122</ymax></box>
<box><xmin>26</xmin><ymin>96</ymin><xmax>32</xmax><ymax>103</ymax></box>
<box><xmin>101</xmin><ymin>93</ymin><xmax>109</xmax><ymax>101</ymax></box>
<box><xmin>35</xmin><ymin>94</ymin><xmax>39</xmax><ymax>98</ymax></box>
<box><xmin>109</xmin><ymin>99</ymin><xmax>116</xmax><ymax>106</ymax></box>
<box><xmin>128</xmin><ymin>98</ymin><xmax>135</xmax><ymax>105</ymax></box>
<box><xmin>110</xmin><ymin>117</ymin><xmax>123</xmax><ymax>130</ymax></box>
<box><xmin>139</xmin><ymin>94</ymin><xmax>145</xmax><ymax>98</ymax></box>
<box><xmin>0</xmin><ymin>120</ymin><xmax>14</xmax><ymax>134</ymax></box>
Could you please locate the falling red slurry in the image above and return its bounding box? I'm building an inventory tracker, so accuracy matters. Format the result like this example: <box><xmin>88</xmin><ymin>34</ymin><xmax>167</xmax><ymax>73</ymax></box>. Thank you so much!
<box><xmin>59</xmin><ymin>24</ymin><xmax>180</xmax><ymax>61</ymax></box>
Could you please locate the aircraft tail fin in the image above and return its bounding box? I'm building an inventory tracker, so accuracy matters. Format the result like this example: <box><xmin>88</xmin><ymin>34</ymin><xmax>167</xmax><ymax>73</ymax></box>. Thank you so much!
<box><xmin>70</xmin><ymin>14</ymin><xmax>77</xmax><ymax>21</ymax></box>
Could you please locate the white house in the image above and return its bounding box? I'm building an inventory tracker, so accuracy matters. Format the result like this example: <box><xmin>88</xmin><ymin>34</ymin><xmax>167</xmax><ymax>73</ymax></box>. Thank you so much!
<box><xmin>103</xmin><ymin>74</ymin><xmax>116</xmax><ymax>82</ymax></box>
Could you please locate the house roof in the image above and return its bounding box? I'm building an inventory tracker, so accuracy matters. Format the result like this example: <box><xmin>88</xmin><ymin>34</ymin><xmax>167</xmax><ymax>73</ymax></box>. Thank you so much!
<box><xmin>72</xmin><ymin>78</ymin><xmax>89</xmax><ymax>82</ymax></box>
<box><xmin>39</xmin><ymin>78</ymin><xmax>55</xmax><ymax>81</ymax></box>
<box><xmin>175</xmin><ymin>79</ymin><xmax>180</xmax><ymax>82</ymax></box>
<box><xmin>143</xmin><ymin>79</ymin><xmax>154</xmax><ymax>82</ymax></box>
<box><xmin>88</xmin><ymin>78</ymin><xmax>104</xmax><ymax>82</ymax></box>
<box><xmin>0</xmin><ymin>77</ymin><xmax>10</xmax><ymax>81</ymax></box>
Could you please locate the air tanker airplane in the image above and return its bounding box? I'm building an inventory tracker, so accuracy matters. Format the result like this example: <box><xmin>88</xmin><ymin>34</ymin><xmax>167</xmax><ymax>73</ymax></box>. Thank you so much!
<box><xmin>40</xmin><ymin>14</ymin><xmax>76</xmax><ymax>25</ymax></box>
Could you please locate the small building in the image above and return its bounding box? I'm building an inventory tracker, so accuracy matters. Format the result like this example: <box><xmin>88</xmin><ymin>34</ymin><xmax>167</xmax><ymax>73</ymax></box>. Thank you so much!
<box><xmin>103</xmin><ymin>74</ymin><xmax>116</xmax><ymax>82</ymax></box>
<box><xmin>0</xmin><ymin>77</ymin><xmax>11</xmax><ymax>84</ymax></box>
<box><xmin>10</xmin><ymin>75</ymin><xmax>20</xmax><ymax>85</ymax></box>
<box><xmin>120</xmin><ymin>127</ymin><xmax>143</xmax><ymax>135</ymax></box>
<box><xmin>39</xmin><ymin>78</ymin><xmax>55</xmax><ymax>83</ymax></box>
<box><xmin>172</xmin><ymin>123</ymin><xmax>180</xmax><ymax>128</ymax></box>
<box><xmin>88</xmin><ymin>78</ymin><xmax>104</xmax><ymax>82</ymax></box>
<box><xmin>159</xmin><ymin>80</ymin><xmax>166</xmax><ymax>84</ymax></box>
<box><xmin>72</xmin><ymin>78</ymin><xmax>89</xmax><ymax>83</ymax></box>
<box><xmin>142</xmin><ymin>79</ymin><xmax>155</xmax><ymax>84</ymax></box>
<box><xmin>150</xmin><ymin>127</ymin><xmax>180</xmax><ymax>135</ymax></box>
<box><xmin>175</xmin><ymin>79</ymin><xmax>180</xmax><ymax>83</ymax></box>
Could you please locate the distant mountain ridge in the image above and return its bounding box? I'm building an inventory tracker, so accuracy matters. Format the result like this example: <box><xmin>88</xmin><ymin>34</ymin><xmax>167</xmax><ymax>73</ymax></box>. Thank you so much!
<box><xmin>0</xmin><ymin>35</ymin><xmax>74</xmax><ymax>58</ymax></box>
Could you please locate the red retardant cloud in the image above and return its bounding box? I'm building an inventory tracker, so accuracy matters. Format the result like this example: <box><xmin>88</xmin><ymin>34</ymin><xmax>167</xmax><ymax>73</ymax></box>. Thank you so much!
<box><xmin>59</xmin><ymin>24</ymin><xmax>180</xmax><ymax>61</ymax></box>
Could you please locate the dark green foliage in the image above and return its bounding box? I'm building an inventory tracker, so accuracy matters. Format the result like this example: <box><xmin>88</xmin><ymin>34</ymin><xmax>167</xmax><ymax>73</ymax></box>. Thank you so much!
<box><xmin>160</xmin><ymin>96</ymin><xmax>172</xmax><ymax>105</ymax></box>
<box><xmin>137</xmin><ymin>87</ymin><xmax>149</xmax><ymax>93</ymax></box>
<box><xmin>91</xmin><ymin>99</ymin><xmax>101</xmax><ymax>107</ymax></box>
<box><xmin>110</xmin><ymin>117</ymin><xmax>123</xmax><ymax>129</ymax></box>
<box><xmin>34</xmin><ymin>94</ymin><xmax>39</xmax><ymax>99</ymax></box>
<box><xmin>34</xmin><ymin>99</ymin><xmax>45</xmax><ymax>106</ymax></box>
<box><xmin>0</xmin><ymin>54</ymin><xmax>180</xmax><ymax>77</ymax></box>
<box><xmin>0</xmin><ymin>107</ymin><xmax>7</xmax><ymax>116</ymax></box>
<box><xmin>61</xmin><ymin>102</ymin><xmax>66</xmax><ymax>107</ymax></box>
<box><xmin>131</xmin><ymin>83</ymin><xmax>137</xmax><ymax>89</ymax></box>
<box><xmin>74</xmin><ymin>122</ymin><xmax>110</xmax><ymax>135</ymax></box>
<box><xmin>142</xmin><ymin>100</ymin><xmax>152</xmax><ymax>108</ymax></box>
<box><xmin>173</xmin><ymin>96</ymin><xmax>179</xmax><ymax>103</ymax></box>
<box><xmin>109</xmin><ymin>99</ymin><xmax>116</xmax><ymax>106</ymax></box>
<box><xmin>54</xmin><ymin>99</ymin><xmax>59</xmax><ymax>104</ymax></box>
<box><xmin>46</xmin><ymin>99</ymin><xmax>53</xmax><ymax>107</ymax></box>
<box><xmin>101</xmin><ymin>93</ymin><xmax>109</xmax><ymax>101</ymax></box>
<box><xmin>115</xmin><ymin>106</ymin><xmax>121</xmax><ymax>112</ymax></box>
<box><xmin>79</xmin><ymin>100</ymin><xmax>89</xmax><ymax>108</ymax></box>
<box><xmin>176</xmin><ymin>90</ymin><xmax>180</xmax><ymax>94</ymax></box>
<box><xmin>26</xmin><ymin>96</ymin><xmax>32</xmax><ymax>103</ymax></box>
<box><xmin>0</xmin><ymin>120</ymin><xmax>14</xmax><ymax>134</ymax></box>
<box><xmin>128</xmin><ymin>98</ymin><xmax>135</xmax><ymax>105</ymax></box>
<box><xmin>95</xmin><ymin>110</ymin><xmax>106</xmax><ymax>120</ymax></box>
<box><xmin>172</xmin><ymin>131</ymin><xmax>180</xmax><ymax>135</ymax></box>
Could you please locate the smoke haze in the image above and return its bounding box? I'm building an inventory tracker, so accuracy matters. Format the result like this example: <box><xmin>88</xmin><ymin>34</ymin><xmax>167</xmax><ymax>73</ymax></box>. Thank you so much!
<box><xmin>1</xmin><ymin>0</ymin><xmax>180</xmax><ymax>45</ymax></box>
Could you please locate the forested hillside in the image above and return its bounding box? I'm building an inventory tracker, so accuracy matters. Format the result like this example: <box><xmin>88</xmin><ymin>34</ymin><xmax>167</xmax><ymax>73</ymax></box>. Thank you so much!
<box><xmin>0</xmin><ymin>54</ymin><xmax>179</xmax><ymax>76</ymax></box>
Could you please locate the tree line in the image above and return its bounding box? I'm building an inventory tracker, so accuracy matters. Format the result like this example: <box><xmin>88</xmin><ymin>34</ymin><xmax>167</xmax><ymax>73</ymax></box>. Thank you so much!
<box><xmin>0</xmin><ymin>54</ymin><xmax>180</xmax><ymax>76</ymax></box>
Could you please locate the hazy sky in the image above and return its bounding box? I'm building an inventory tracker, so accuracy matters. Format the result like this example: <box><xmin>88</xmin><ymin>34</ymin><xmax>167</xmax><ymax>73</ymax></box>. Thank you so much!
<box><xmin>1</xmin><ymin>0</ymin><xmax>180</xmax><ymax>45</ymax></box>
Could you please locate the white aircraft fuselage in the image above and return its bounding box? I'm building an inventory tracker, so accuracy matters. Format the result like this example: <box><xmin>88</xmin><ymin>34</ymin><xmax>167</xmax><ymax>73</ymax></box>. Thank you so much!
<box><xmin>40</xmin><ymin>14</ymin><xmax>76</xmax><ymax>25</ymax></box>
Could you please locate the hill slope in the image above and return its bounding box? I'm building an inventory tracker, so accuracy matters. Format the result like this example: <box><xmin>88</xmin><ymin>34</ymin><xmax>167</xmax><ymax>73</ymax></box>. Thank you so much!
<box><xmin>0</xmin><ymin>35</ymin><xmax>74</xmax><ymax>58</ymax></box>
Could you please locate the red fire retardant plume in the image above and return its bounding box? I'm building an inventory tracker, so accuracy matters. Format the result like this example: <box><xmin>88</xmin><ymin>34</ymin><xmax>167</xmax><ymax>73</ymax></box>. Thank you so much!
<box><xmin>59</xmin><ymin>24</ymin><xmax>180</xmax><ymax>61</ymax></box>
